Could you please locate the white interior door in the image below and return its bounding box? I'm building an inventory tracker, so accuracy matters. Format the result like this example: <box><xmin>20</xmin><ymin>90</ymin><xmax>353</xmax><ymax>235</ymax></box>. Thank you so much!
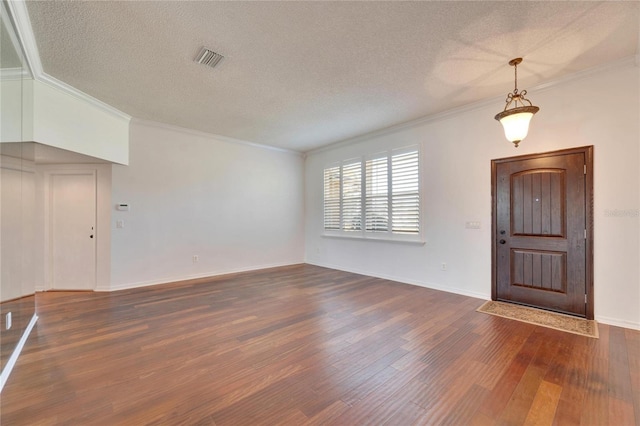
<box><xmin>51</xmin><ymin>171</ymin><xmax>96</xmax><ymax>290</ymax></box>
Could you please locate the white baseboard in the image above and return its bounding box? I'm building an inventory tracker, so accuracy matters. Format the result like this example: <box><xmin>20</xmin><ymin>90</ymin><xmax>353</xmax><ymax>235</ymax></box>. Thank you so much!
<box><xmin>0</xmin><ymin>313</ymin><xmax>38</xmax><ymax>393</ymax></box>
<box><xmin>595</xmin><ymin>315</ymin><xmax>640</xmax><ymax>331</ymax></box>
<box><xmin>308</xmin><ymin>261</ymin><xmax>640</xmax><ymax>331</ymax></box>
<box><xmin>97</xmin><ymin>260</ymin><xmax>640</xmax><ymax>331</ymax></box>
<box><xmin>306</xmin><ymin>261</ymin><xmax>490</xmax><ymax>301</ymax></box>
<box><xmin>97</xmin><ymin>262</ymin><xmax>302</xmax><ymax>292</ymax></box>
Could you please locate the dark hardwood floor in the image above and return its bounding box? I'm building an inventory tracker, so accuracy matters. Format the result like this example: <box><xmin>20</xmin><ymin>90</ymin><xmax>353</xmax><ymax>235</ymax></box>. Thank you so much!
<box><xmin>2</xmin><ymin>264</ymin><xmax>638</xmax><ymax>425</ymax></box>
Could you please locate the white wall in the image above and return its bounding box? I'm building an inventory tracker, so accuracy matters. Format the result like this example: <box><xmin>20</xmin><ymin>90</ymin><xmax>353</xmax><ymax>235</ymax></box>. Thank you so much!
<box><xmin>0</xmin><ymin>79</ymin><xmax>24</xmax><ymax>143</ymax></box>
<box><xmin>305</xmin><ymin>60</ymin><xmax>640</xmax><ymax>329</ymax></box>
<box><xmin>31</xmin><ymin>80</ymin><xmax>130</xmax><ymax>165</ymax></box>
<box><xmin>109</xmin><ymin>120</ymin><xmax>305</xmax><ymax>290</ymax></box>
<box><xmin>0</xmin><ymin>155</ymin><xmax>36</xmax><ymax>301</ymax></box>
<box><xmin>0</xmin><ymin>77</ymin><xmax>33</xmax><ymax>144</ymax></box>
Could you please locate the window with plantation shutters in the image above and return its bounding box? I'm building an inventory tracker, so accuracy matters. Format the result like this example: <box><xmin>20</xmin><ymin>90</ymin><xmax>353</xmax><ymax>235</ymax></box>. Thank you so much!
<box><xmin>391</xmin><ymin>150</ymin><xmax>420</xmax><ymax>234</ymax></box>
<box><xmin>323</xmin><ymin>166</ymin><xmax>340</xmax><ymax>230</ymax></box>
<box><xmin>323</xmin><ymin>146</ymin><xmax>421</xmax><ymax>241</ymax></box>
<box><xmin>341</xmin><ymin>161</ymin><xmax>362</xmax><ymax>231</ymax></box>
<box><xmin>365</xmin><ymin>156</ymin><xmax>388</xmax><ymax>232</ymax></box>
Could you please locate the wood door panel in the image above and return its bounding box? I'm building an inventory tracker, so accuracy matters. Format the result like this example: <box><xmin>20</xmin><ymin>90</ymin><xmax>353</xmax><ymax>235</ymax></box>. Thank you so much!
<box><xmin>511</xmin><ymin>249</ymin><xmax>566</xmax><ymax>292</ymax></box>
<box><xmin>492</xmin><ymin>146</ymin><xmax>594</xmax><ymax>318</ymax></box>
<box><xmin>511</xmin><ymin>170</ymin><xmax>565</xmax><ymax>237</ymax></box>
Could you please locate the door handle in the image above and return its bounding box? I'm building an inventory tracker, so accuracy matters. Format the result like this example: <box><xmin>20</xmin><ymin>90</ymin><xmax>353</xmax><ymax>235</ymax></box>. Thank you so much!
<box><xmin>499</xmin><ymin>239</ymin><xmax>506</xmax><ymax>244</ymax></box>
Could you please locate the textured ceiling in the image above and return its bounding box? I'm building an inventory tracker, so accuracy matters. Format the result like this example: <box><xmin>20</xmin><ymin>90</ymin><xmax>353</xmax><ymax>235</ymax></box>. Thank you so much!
<box><xmin>25</xmin><ymin>1</ymin><xmax>639</xmax><ymax>152</ymax></box>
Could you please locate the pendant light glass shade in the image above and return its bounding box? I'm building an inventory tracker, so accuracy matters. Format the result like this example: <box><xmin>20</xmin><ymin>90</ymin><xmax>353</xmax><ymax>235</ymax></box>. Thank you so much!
<box><xmin>495</xmin><ymin>58</ymin><xmax>539</xmax><ymax>147</ymax></box>
<box><xmin>495</xmin><ymin>106</ymin><xmax>539</xmax><ymax>147</ymax></box>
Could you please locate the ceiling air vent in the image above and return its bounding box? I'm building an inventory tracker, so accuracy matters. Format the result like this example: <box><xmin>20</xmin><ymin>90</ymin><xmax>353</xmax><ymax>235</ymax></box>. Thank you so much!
<box><xmin>195</xmin><ymin>47</ymin><xmax>224</xmax><ymax>69</ymax></box>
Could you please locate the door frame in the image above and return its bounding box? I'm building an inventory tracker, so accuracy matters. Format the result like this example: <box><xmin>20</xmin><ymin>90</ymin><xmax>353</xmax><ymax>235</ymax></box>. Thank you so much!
<box><xmin>43</xmin><ymin>168</ymin><xmax>98</xmax><ymax>291</ymax></box>
<box><xmin>38</xmin><ymin>163</ymin><xmax>112</xmax><ymax>292</ymax></box>
<box><xmin>491</xmin><ymin>146</ymin><xmax>594</xmax><ymax>319</ymax></box>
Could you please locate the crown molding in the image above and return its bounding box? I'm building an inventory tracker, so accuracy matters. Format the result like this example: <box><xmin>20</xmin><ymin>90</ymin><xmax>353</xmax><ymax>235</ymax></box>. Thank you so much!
<box><xmin>7</xmin><ymin>0</ymin><xmax>131</xmax><ymax>122</ymax></box>
<box><xmin>0</xmin><ymin>67</ymin><xmax>29</xmax><ymax>81</ymax></box>
<box><xmin>5</xmin><ymin>1</ymin><xmax>39</xmax><ymax>78</ymax></box>
<box><xmin>7</xmin><ymin>0</ymin><xmax>637</xmax><ymax>153</ymax></box>
<box><xmin>36</xmin><ymin>72</ymin><xmax>132</xmax><ymax>121</ymax></box>
<box><xmin>132</xmin><ymin>119</ymin><xmax>303</xmax><ymax>156</ymax></box>
<box><xmin>307</xmin><ymin>55</ymin><xmax>638</xmax><ymax>155</ymax></box>
<box><xmin>1</xmin><ymin>1</ymin><xmax>26</xmax><ymax>62</ymax></box>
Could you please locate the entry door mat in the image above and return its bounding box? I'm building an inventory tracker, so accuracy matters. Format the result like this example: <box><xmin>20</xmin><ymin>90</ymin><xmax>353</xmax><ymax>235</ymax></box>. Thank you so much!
<box><xmin>477</xmin><ymin>300</ymin><xmax>599</xmax><ymax>338</ymax></box>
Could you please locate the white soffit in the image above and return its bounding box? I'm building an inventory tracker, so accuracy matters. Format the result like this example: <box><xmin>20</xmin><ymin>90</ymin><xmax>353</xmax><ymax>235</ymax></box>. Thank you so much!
<box><xmin>23</xmin><ymin>1</ymin><xmax>640</xmax><ymax>152</ymax></box>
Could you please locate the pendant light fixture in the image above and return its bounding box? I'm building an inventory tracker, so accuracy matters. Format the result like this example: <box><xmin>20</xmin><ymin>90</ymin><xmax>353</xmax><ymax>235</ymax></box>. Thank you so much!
<box><xmin>494</xmin><ymin>58</ymin><xmax>539</xmax><ymax>147</ymax></box>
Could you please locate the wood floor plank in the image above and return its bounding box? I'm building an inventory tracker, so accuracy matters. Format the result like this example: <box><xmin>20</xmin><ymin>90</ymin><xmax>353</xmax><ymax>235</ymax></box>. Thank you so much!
<box><xmin>581</xmin><ymin>355</ymin><xmax>610</xmax><ymax>425</ymax></box>
<box><xmin>305</xmin><ymin>399</ymin><xmax>350</xmax><ymax>425</ymax></box>
<box><xmin>523</xmin><ymin>380</ymin><xmax>563</xmax><ymax>426</ymax></box>
<box><xmin>548</xmin><ymin>337</ymin><xmax>590</xmax><ymax>426</ymax></box>
<box><xmin>626</xmin><ymin>328</ymin><xmax>640</xmax><ymax>425</ymax></box>
<box><xmin>1</xmin><ymin>264</ymin><xmax>638</xmax><ymax>425</ymax></box>
<box><xmin>609</xmin><ymin>396</ymin><xmax>637</xmax><ymax>426</ymax></box>
<box><xmin>496</xmin><ymin>333</ymin><xmax>564</xmax><ymax>425</ymax></box>
<box><xmin>441</xmin><ymin>383</ymin><xmax>492</xmax><ymax>425</ymax></box>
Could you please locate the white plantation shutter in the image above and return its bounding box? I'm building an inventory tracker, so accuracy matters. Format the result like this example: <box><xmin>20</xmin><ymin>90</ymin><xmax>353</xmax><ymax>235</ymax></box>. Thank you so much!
<box><xmin>341</xmin><ymin>161</ymin><xmax>362</xmax><ymax>231</ymax></box>
<box><xmin>391</xmin><ymin>150</ymin><xmax>420</xmax><ymax>234</ymax></box>
<box><xmin>323</xmin><ymin>146</ymin><xmax>420</xmax><ymax>240</ymax></box>
<box><xmin>323</xmin><ymin>166</ymin><xmax>340</xmax><ymax>230</ymax></box>
<box><xmin>365</xmin><ymin>156</ymin><xmax>388</xmax><ymax>232</ymax></box>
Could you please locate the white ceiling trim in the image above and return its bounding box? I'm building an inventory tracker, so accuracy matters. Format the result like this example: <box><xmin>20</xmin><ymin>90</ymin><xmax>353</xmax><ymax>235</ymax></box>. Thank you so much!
<box><xmin>133</xmin><ymin>119</ymin><xmax>303</xmax><ymax>157</ymax></box>
<box><xmin>10</xmin><ymin>1</ymin><xmax>639</xmax><ymax>154</ymax></box>
<box><xmin>7</xmin><ymin>0</ymin><xmax>131</xmax><ymax>122</ymax></box>
<box><xmin>0</xmin><ymin>67</ymin><xmax>28</xmax><ymax>81</ymax></box>
<box><xmin>307</xmin><ymin>55</ymin><xmax>639</xmax><ymax>156</ymax></box>
<box><xmin>4</xmin><ymin>1</ymin><xmax>38</xmax><ymax>79</ymax></box>
<box><xmin>37</xmin><ymin>73</ymin><xmax>132</xmax><ymax>121</ymax></box>
<box><xmin>9</xmin><ymin>0</ymin><xmax>285</xmax><ymax>156</ymax></box>
<box><xmin>1</xmin><ymin>1</ymin><xmax>26</xmax><ymax>67</ymax></box>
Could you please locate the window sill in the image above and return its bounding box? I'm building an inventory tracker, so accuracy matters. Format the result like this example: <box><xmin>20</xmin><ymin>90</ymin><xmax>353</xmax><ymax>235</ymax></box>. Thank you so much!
<box><xmin>321</xmin><ymin>233</ymin><xmax>426</xmax><ymax>246</ymax></box>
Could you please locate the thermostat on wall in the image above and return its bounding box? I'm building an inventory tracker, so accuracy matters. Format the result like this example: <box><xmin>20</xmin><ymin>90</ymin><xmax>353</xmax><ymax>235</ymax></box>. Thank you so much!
<box><xmin>116</xmin><ymin>203</ymin><xmax>130</xmax><ymax>211</ymax></box>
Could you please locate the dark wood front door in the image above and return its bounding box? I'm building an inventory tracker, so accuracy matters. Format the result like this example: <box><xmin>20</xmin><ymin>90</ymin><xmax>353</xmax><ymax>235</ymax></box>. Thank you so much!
<box><xmin>492</xmin><ymin>146</ymin><xmax>593</xmax><ymax>318</ymax></box>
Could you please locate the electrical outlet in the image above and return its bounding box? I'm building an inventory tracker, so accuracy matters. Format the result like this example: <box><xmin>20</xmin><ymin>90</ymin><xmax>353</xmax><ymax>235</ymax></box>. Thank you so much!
<box><xmin>116</xmin><ymin>220</ymin><xmax>125</xmax><ymax>229</ymax></box>
<box><xmin>192</xmin><ymin>255</ymin><xmax>199</xmax><ymax>263</ymax></box>
<box><xmin>6</xmin><ymin>312</ymin><xmax>11</xmax><ymax>330</ymax></box>
<box><xmin>440</xmin><ymin>263</ymin><xmax>447</xmax><ymax>271</ymax></box>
